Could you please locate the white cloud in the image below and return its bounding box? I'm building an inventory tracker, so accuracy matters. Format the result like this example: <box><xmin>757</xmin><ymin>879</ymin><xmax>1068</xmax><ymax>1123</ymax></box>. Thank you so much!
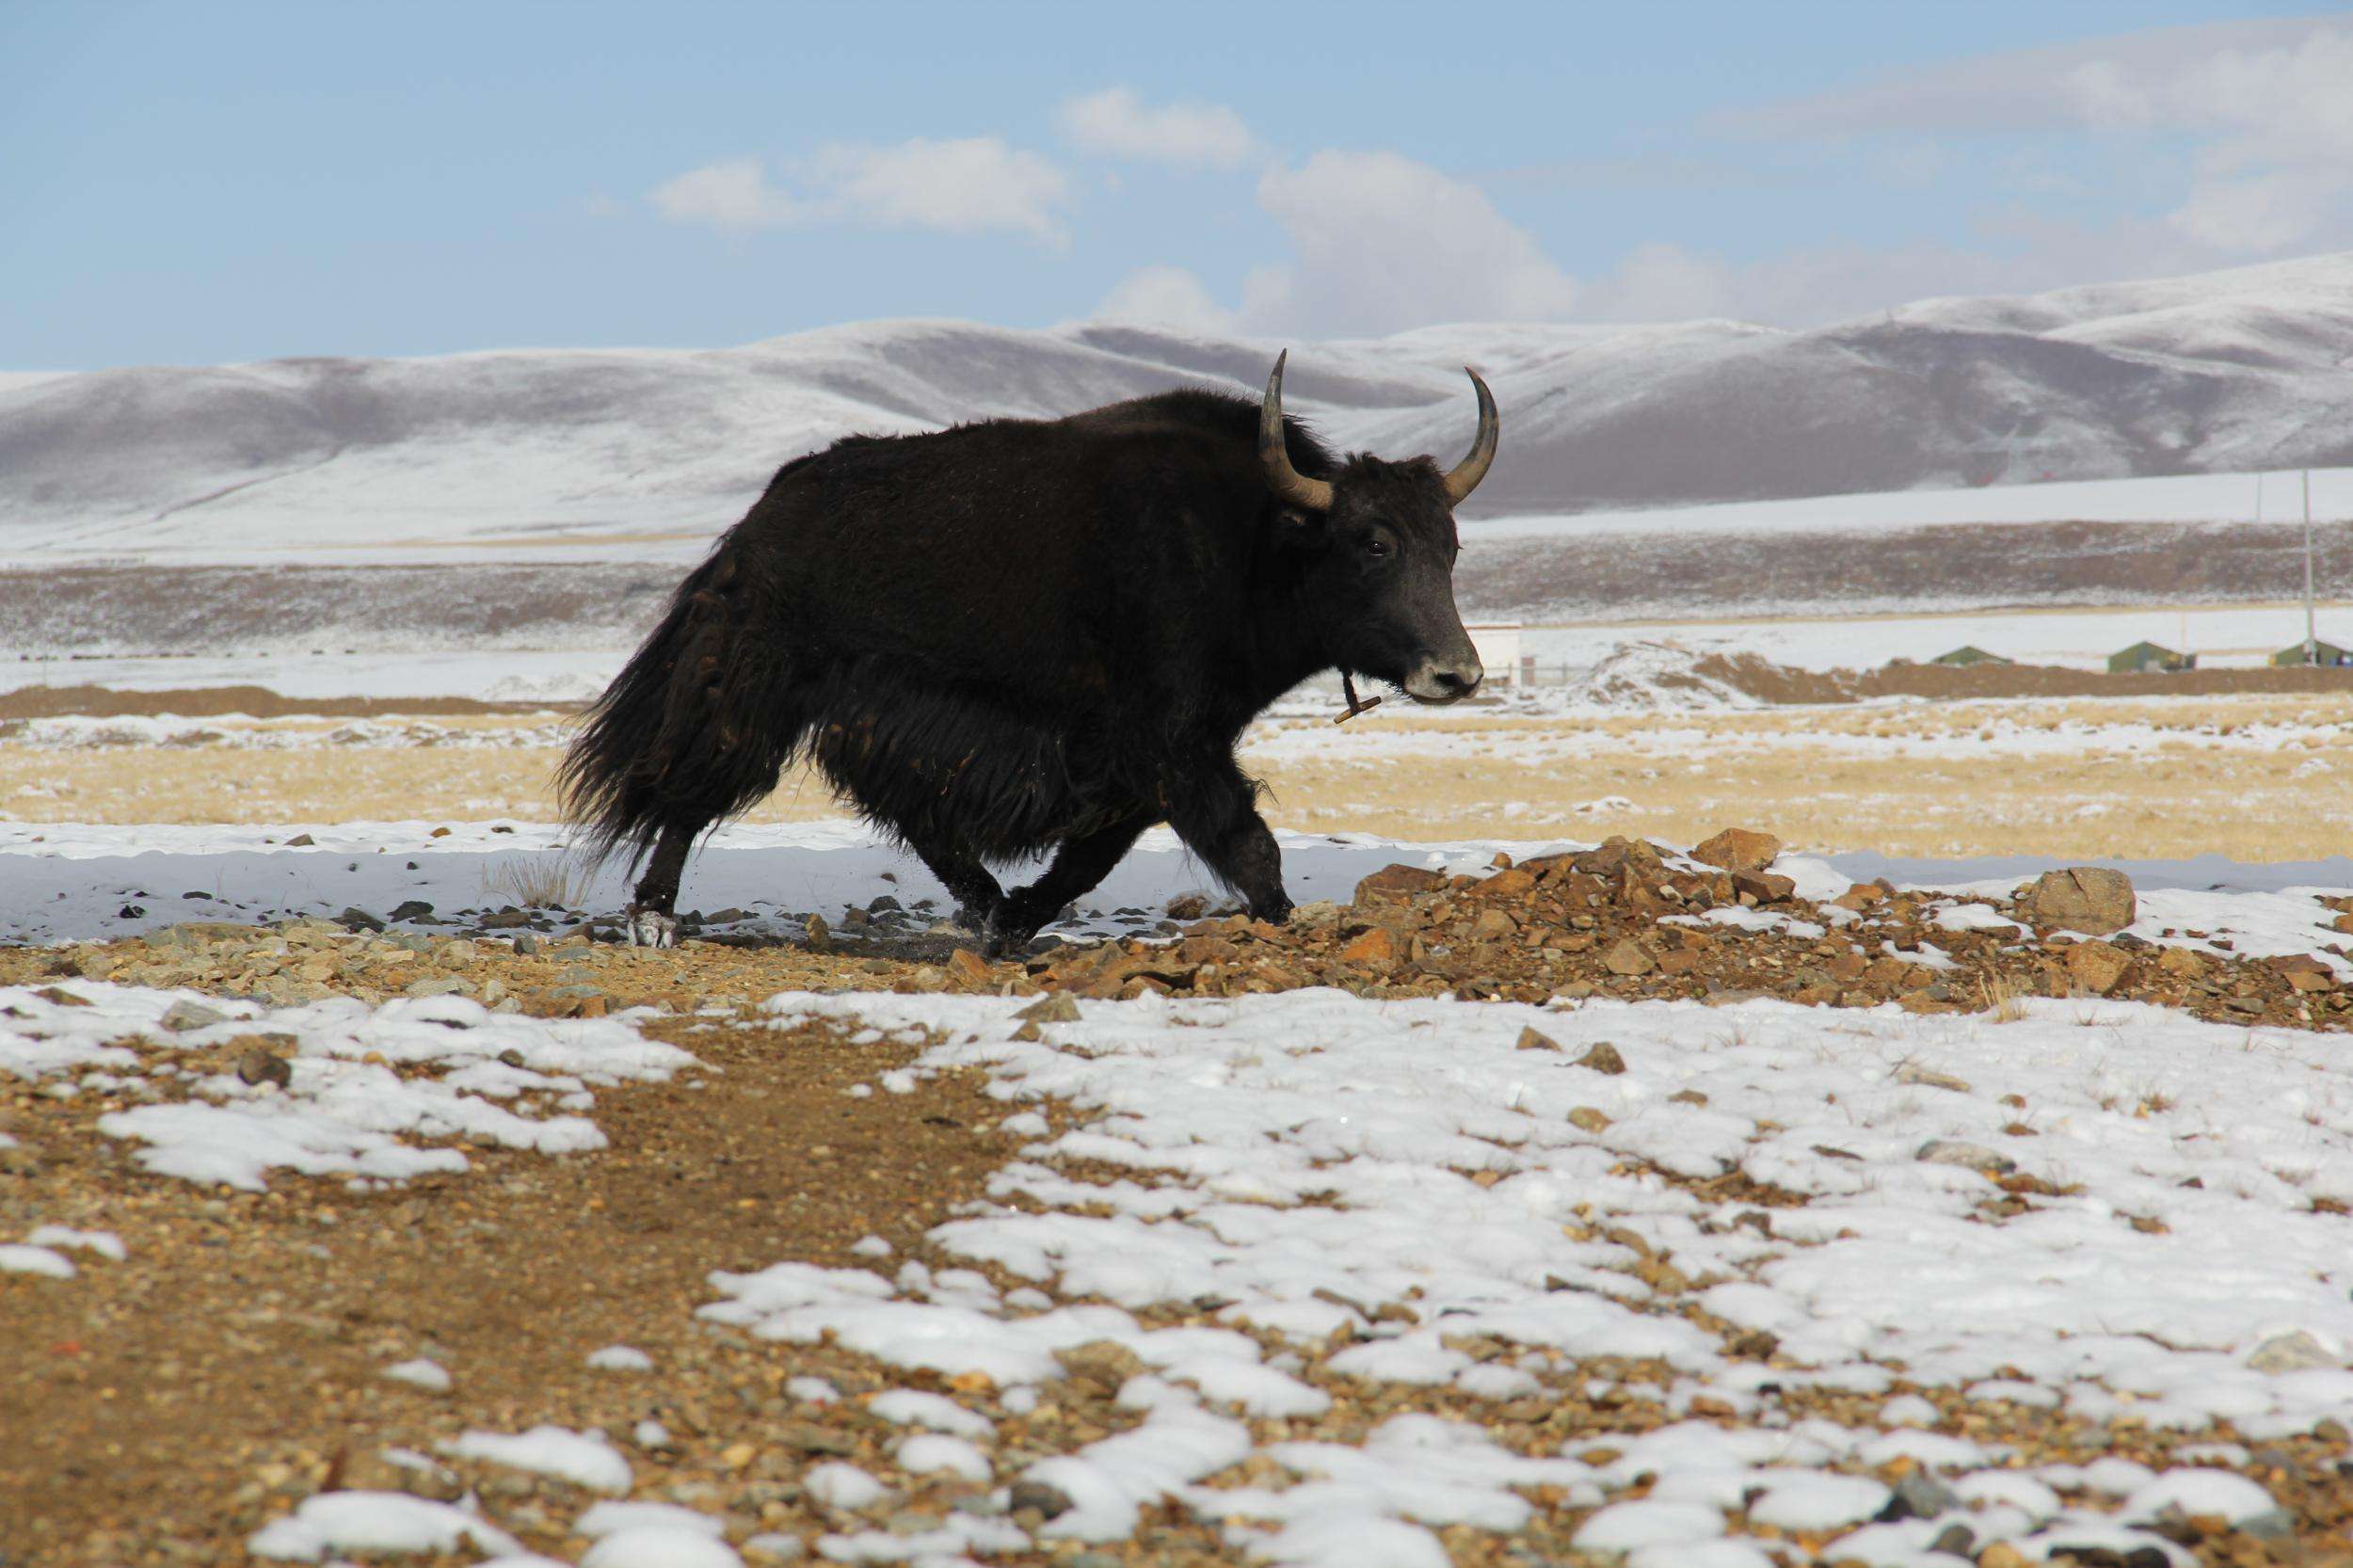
<box><xmin>809</xmin><ymin>137</ymin><xmax>1070</xmax><ymax>245</ymax></box>
<box><xmin>1093</xmin><ymin>264</ymin><xmax>1235</xmax><ymax>334</ymax></box>
<box><xmin>1057</xmin><ymin>88</ymin><xmax>1257</xmax><ymax>169</ymax></box>
<box><xmin>648</xmin><ymin>157</ymin><xmax>805</xmax><ymax>232</ymax></box>
<box><xmin>1741</xmin><ymin>18</ymin><xmax>2353</xmax><ymax>258</ymax></box>
<box><xmin>648</xmin><ymin>138</ymin><xmax>1069</xmax><ymax>246</ymax></box>
<box><xmin>1242</xmin><ymin>151</ymin><xmax>1580</xmax><ymax>336</ymax></box>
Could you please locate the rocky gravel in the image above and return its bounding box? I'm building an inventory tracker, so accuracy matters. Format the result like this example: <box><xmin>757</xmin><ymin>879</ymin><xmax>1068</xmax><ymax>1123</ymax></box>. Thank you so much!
<box><xmin>5</xmin><ymin>830</ymin><xmax>2344</xmax><ymax>1040</ymax></box>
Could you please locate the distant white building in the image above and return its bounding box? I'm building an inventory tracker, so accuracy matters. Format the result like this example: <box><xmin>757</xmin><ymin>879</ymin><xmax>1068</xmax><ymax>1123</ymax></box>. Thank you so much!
<box><xmin>1466</xmin><ymin>621</ymin><xmax>1523</xmax><ymax>687</ymax></box>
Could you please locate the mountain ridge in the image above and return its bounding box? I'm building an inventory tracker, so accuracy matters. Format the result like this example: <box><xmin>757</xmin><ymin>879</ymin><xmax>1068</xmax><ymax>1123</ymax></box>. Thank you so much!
<box><xmin>7</xmin><ymin>253</ymin><xmax>2352</xmax><ymax>558</ymax></box>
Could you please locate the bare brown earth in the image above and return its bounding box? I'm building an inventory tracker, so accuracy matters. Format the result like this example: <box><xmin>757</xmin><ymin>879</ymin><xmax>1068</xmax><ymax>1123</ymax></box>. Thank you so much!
<box><xmin>0</xmin><ymin>684</ymin><xmax>552</xmax><ymax>722</ymax></box>
<box><xmin>0</xmin><ymin>1009</ymin><xmax>1037</xmax><ymax>1565</ymax></box>
<box><xmin>7</xmin><ymin>856</ymin><xmax>2353</xmax><ymax>1565</ymax></box>
<box><xmin>1690</xmin><ymin>654</ymin><xmax>2353</xmax><ymax>705</ymax></box>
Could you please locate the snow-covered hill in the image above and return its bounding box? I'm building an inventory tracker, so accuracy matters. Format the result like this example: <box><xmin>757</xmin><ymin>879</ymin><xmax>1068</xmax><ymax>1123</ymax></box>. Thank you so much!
<box><xmin>7</xmin><ymin>255</ymin><xmax>2353</xmax><ymax>564</ymax></box>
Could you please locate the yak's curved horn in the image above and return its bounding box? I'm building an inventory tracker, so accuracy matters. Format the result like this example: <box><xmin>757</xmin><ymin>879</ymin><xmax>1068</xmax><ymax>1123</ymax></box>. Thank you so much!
<box><xmin>1258</xmin><ymin>351</ymin><xmax>1335</xmax><ymax>512</ymax></box>
<box><xmin>1441</xmin><ymin>367</ymin><xmax>1499</xmax><ymax>504</ymax></box>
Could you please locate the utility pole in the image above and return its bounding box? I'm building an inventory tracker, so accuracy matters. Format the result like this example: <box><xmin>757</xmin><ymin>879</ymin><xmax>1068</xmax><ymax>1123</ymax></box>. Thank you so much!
<box><xmin>2305</xmin><ymin>469</ymin><xmax>2317</xmax><ymax>665</ymax></box>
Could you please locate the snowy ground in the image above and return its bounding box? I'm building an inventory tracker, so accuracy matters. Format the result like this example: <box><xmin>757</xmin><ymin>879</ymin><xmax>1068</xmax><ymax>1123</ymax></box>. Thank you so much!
<box><xmin>8</xmin><ymin>823</ymin><xmax>2353</xmax><ymax>1562</ymax></box>
<box><xmin>1474</xmin><ymin>467</ymin><xmax>2353</xmax><ymax>546</ymax></box>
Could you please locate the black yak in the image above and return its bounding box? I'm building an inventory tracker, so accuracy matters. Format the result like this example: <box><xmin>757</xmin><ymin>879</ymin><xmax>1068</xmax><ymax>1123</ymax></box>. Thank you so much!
<box><xmin>559</xmin><ymin>353</ymin><xmax>1497</xmax><ymax>952</ymax></box>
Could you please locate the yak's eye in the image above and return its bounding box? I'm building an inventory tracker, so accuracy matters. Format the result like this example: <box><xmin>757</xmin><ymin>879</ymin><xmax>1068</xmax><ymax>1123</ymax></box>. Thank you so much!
<box><xmin>1364</xmin><ymin>536</ymin><xmax>1392</xmax><ymax>559</ymax></box>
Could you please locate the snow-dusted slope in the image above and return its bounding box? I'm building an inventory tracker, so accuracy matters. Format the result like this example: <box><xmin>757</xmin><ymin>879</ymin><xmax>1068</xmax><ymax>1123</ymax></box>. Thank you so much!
<box><xmin>6</xmin><ymin>255</ymin><xmax>2353</xmax><ymax>561</ymax></box>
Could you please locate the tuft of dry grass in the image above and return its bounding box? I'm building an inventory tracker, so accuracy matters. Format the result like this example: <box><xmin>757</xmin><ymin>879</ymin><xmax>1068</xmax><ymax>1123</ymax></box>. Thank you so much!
<box><xmin>1977</xmin><ymin>972</ymin><xmax>2029</xmax><ymax>1022</ymax></box>
<box><xmin>481</xmin><ymin>856</ymin><xmax>590</xmax><ymax>910</ymax></box>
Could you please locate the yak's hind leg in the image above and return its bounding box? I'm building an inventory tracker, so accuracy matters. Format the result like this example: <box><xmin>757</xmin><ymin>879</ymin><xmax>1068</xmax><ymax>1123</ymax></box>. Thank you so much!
<box><xmin>902</xmin><ymin>831</ymin><xmax>1009</xmax><ymax>938</ymax></box>
<box><xmin>991</xmin><ymin>810</ymin><xmax>1153</xmax><ymax>955</ymax></box>
<box><xmin>1163</xmin><ymin>756</ymin><xmax>1291</xmax><ymax>924</ymax></box>
<box><xmin>625</xmin><ymin>815</ymin><xmax>708</xmax><ymax>949</ymax></box>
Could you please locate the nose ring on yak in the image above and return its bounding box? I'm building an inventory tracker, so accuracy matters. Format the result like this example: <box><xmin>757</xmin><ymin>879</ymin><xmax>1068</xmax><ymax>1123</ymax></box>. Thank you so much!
<box><xmin>1257</xmin><ymin>350</ymin><xmax>1500</xmax><ymax>510</ymax></box>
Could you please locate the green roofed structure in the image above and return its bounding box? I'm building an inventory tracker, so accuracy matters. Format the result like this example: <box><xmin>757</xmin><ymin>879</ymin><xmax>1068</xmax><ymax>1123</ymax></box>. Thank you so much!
<box><xmin>2106</xmin><ymin>641</ymin><xmax>2196</xmax><ymax>675</ymax></box>
<box><xmin>2272</xmin><ymin>639</ymin><xmax>2352</xmax><ymax>667</ymax></box>
<box><xmin>1929</xmin><ymin>646</ymin><xmax>2011</xmax><ymax>667</ymax></box>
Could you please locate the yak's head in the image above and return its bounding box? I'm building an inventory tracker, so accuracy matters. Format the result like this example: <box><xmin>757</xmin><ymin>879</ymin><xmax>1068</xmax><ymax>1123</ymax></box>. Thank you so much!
<box><xmin>1258</xmin><ymin>351</ymin><xmax>1496</xmax><ymax>704</ymax></box>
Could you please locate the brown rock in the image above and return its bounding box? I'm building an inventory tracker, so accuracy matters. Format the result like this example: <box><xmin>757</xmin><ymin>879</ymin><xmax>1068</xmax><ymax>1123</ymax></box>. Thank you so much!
<box><xmin>1576</xmin><ymin>1042</ymin><xmax>1626</xmax><ymax>1075</ymax></box>
<box><xmin>1055</xmin><ymin>1338</ymin><xmax>1143</xmax><ymax>1393</ymax></box>
<box><xmin>1577</xmin><ymin>836</ymin><xmax>1667</xmax><ymax>880</ymax></box>
<box><xmin>1732</xmin><ymin>872</ymin><xmax>1799</xmax><ymax>905</ymax></box>
<box><xmin>1338</xmin><ymin>927</ymin><xmax>1397</xmax><ymax>967</ymax></box>
<box><xmin>1514</xmin><ymin>1027</ymin><xmax>1560</xmax><ymax>1051</ymax></box>
<box><xmin>2018</xmin><ymin>867</ymin><xmax>2137</xmax><ymax>935</ymax></box>
<box><xmin>1353</xmin><ymin>864</ymin><xmax>1448</xmax><ymax>905</ymax></box>
<box><xmin>2270</xmin><ymin>955</ymin><xmax>2338</xmax><ymax>993</ymax></box>
<box><xmin>1567</xmin><ymin>1107</ymin><xmax>1611</xmax><ymax>1133</ymax></box>
<box><xmin>1467</xmin><ymin>868</ymin><xmax>1537</xmax><ymax>902</ymax></box>
<box><xmin>2156</xmin><ymin>946</ymin><xmax>2208</xmax><ymax>979</ymax></box>
<box><xmin>1465</xmin><ymin>907</ymin><xmax>1515</xmax><ymax>943</ymax></box>
<box><xmin>2063</xmin><ymin>939</ymin><xmax>2132</xmax><ymax>995</ymax></box>
<box><xmin>237</xmin><ymin>1048</ymin><xmax>293</xmax><ymax>1089</ymax></box>
<box><xmin>1690</xmin><ymin>827</ymin><xmax>1783</xmax><ymax>874</ymax></box>
<box><xmin>1831</xmin><ymin>883</ymin><xmax>1889</xmax><ymax>911</ymax></box>
<box><xmin>1016</xmin><ymin>992</ymin><xmax>1081</xmax><ymax>1024</ymax></box>
<box><xmin>1601</xmin><ymin>939</ymin><xmax>1656</xmax><ymax>977</ymax></box>
<box><xmin>947</xmin><ymin>949</ymin><xmax>994</xmax><ymax>989</ymax></box>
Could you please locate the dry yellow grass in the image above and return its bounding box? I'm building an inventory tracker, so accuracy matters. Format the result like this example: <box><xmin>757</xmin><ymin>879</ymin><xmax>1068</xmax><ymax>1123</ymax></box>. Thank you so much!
<box><xmin>3</xmin><ymin>693</ymin><xmax>2345</xmax><ymax>859</ymax></box>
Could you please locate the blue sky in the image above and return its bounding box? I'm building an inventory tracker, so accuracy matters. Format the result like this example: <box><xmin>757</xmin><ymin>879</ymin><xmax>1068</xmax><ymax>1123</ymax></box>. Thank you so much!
<box><xmin>5</xmin><ymin>2</ymin><xmax>2348</xmax><ymax>368</ymax></box>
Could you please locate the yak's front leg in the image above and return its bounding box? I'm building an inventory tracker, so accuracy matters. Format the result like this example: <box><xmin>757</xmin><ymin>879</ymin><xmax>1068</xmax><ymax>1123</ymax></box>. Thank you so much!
<box><xmin>1163</xmin><ymin>757</ymin><xmax>1291</xmax><ymax>925</ymax></box>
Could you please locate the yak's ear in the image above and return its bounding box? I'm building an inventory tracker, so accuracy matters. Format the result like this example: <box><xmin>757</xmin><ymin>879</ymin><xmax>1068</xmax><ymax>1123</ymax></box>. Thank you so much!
<box><xmin>1273</xmin><ymin>505</ymin><xmax>1328</xmax><ymax>550</ymax></box>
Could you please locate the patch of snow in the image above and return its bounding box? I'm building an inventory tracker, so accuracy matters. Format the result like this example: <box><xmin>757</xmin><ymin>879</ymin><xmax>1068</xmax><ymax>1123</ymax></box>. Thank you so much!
<box><xmin>443</xmin><ymin>1426</ymin><xmax>632</xmax><ymax>1494</ymax></box>
<box><xmin>382</xmin><ymin>1358</ymin><xmax>453</xmax><ymax>1392</ymax></box>
<box><xmin>585</xmin><ymin>1344</ymin><xmax>655</xmax><ymax>1372</ymax></box>
<box><xmin>248</xmin><ymin>1492</ymin><xmax>520</xmax><ymax>1560</ymax></box>
<box><xmin>0</xmin><ymin>1243</ymin><xmax>75</xmax><ymax>1278</ymax></box>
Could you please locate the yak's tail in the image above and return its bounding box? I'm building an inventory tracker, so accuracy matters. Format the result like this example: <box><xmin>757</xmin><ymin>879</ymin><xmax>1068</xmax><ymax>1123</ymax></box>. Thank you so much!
<box><xmin>557</xmin><ymin>543</ymin><xmax>798</xmax><ymax>872</ymax></box>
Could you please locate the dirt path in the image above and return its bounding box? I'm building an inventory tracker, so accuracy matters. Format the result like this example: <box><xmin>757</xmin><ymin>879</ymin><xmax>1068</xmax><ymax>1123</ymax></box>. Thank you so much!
<box><xmin>0</xmin><ymin>684</ymin><xmax>560</xmax><ymax>722</ymax></box>
<box><xmin>0</xmin><ymin>1014</ymin><xmax>1023</xmax><ymax>1566</ymax></box>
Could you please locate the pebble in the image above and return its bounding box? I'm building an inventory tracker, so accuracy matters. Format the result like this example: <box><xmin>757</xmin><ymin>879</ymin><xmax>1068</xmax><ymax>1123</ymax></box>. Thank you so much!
<box><xmin>236</xmin><ymin>1049</ymin><xmax>293</xmax><ymax>1089</ymax></box>
<box><xmin>2248</xmin><ymin>1329</ymin><xmax>2342</xmax><ymax>1373</ymax></box>
<box><xmin>1576</xmin><ymin>1041</ymin><xmax>1626</xmax><ymax>1075</ymax></box>
<box><xmin>159</xmin><ymin>1000</ymin><xmax>228</xmax><ymax>1032</ymax></box>
<box><xmin>1916</xmin><ymin>1139</ymin><xmax>2015</xmax><ymax>1176</ymax></box>
<box><xmin>1879</xmin><ymin>1470</ymin><xmax>1959</xmax><ymax>1522</ymax></box>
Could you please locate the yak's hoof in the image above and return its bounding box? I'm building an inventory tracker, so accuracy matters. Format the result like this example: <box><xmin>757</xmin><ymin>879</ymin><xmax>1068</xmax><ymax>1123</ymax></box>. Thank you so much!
<box><xmin>625</xmin><ymin>906</ymin><xmax>678</xmax><ymax>949</ymax></box>
<box><xmin>982</xmin><ymin>912</ymin><xmax>1044</xmax><ymax>960</ymax></box>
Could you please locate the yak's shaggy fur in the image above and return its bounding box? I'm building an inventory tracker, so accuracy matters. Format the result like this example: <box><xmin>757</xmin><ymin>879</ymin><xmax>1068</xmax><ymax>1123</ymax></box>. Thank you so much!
<box><xmin>559</xmin><ymin>383</ymin><xmax>1481</xmax><ymax>949</ymax></box>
